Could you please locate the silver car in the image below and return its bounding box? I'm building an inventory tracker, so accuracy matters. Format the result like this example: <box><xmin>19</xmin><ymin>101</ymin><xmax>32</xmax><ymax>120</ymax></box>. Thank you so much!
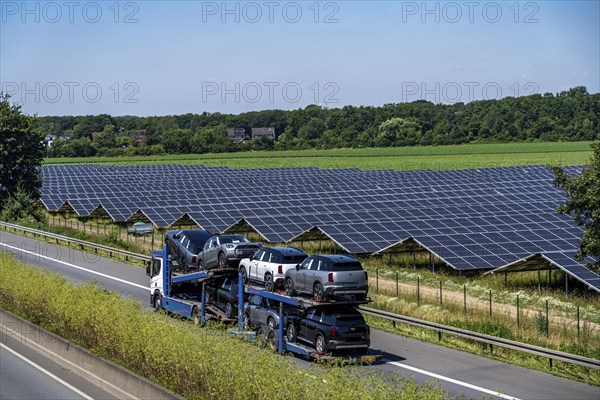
<box><xmin>199</xmin><ymin>235</ymin><xmax>262</xmax><ymax>270</ymax></box>
<box><xmin>284</xmin><ymin>255</ymin><xmax>368</xmax><ymax>301</ymax></box>
<box><xmin>244</xmin><ymin>294</ymin><xmax>281</xmax><ymax>331</ymax></box>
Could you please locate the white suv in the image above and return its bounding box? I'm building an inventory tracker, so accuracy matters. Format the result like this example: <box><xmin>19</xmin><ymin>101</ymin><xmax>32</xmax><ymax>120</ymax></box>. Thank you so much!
<box><xmin>239</xmin><ymin>247</ymin><xmax>308</xmax><ymax>292</ymax></box>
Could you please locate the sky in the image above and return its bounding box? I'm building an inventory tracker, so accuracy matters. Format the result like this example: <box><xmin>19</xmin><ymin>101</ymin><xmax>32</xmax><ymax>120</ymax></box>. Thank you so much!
<box><xmin>1</xmin><ymin>0</ymin><xmax>599</xmax><ymax>116</ymax></box>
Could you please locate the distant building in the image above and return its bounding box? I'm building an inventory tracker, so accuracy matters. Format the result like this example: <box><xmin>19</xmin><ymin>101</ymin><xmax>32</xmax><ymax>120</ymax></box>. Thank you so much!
<box><xmin>227</xmin><ymin>128</ymin><xmax>246</xmax><ymax>141</ymax></box>
<box><xmin>43</xmin><ymin>135</ymin><xmax>57</xmax><ymax>147</ymax></box>
<box><xmin>251</xmin><ymin>127</ymin><xmax>275</xmax><ymax>140</ymax></box>
<box><xmin>126</xmin><ymin>130</ymin><xmax>147</xmax><ymax>143</ymax></box>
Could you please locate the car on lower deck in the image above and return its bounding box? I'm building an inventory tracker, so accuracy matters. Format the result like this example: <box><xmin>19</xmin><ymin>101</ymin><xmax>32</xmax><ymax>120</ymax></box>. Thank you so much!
<box><xmin>244</xmin><ymin>293</ymin><xmax>281</xmax><ymax>332</ymax></box>
<box><xmin>285</xmin><ymin>306</ymin><xmax>370</xmax><ymax>354</ymax></box>
<box><xmin>205</xmin><ymin>276</ymin><xmax>242</xmax><ymax>319</ymax></box>
<box><xmin>239</xmin><ymin>247</ymin><xmax>308</xmax><ymax>292</ymax></box>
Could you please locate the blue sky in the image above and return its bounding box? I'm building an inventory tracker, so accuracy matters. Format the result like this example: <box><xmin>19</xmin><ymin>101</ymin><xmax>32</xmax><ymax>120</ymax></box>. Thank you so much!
<box><xmin>1</xmin><ymin>1</ymin><xmax>598</xmax><ymax>116</ymax></box>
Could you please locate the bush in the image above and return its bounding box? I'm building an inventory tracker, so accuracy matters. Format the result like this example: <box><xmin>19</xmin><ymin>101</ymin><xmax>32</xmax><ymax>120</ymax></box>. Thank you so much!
<box><xmin>0</xmin><ymin>252</ymin><xmax>448</xmax><ymax>400</ymax></box>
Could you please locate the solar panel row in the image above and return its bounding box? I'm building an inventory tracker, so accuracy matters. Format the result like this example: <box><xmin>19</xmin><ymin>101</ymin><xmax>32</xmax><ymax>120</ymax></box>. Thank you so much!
<box><xmin>38</xmin><ymin>164</ymin><xmax>599</xmax><ymax>292</ymax></box>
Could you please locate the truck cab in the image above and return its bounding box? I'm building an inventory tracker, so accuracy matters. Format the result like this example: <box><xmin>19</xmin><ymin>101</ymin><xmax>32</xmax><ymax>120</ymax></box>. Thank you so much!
<box><xmin>147</xmin><ymin>255</ymin><xmax>164</xmax><ymax>309</ymax></box>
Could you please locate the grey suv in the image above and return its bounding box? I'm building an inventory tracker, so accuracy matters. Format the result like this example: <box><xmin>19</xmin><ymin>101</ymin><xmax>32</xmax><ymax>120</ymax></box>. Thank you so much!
<box><xmin>165</xmin><ymin>229</ymin><xmax>212</xmax><ymax>272</ymax></box>
<box><xmin>284</xmin><ymin>255</ymin><xmax>368</xmax><ymax>301</ymax></box>
<box><xmin>199</xmin><ymin>235</ymin><xmax>262</xmax><ymax>270</ymax></box>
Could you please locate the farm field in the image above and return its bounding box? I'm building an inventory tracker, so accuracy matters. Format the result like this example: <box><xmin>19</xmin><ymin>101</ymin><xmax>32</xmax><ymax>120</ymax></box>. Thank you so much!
<box><xmin>43</xmin><ymin>141</ymin><xmax>594</xmax><ymax>170</ymax></box>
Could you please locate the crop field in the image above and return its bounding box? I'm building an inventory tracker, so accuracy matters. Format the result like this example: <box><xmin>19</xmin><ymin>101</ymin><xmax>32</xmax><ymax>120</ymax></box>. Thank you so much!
<box><xmin>43</xmin><ymin>141</ymin><xmax>594</xmax><ymax>170</ymax></box>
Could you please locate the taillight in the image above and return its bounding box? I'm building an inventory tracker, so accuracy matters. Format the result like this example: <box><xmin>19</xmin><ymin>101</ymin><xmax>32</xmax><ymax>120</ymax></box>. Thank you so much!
<box><xmin>192</xmin><ymin>256</ymin><xmax>197</xmax><ymax>264</ymax></box>
<box><xmin>331</xmin><ymin>326</ymin><xmax>336</xmax><ymax>337</ymax></box>
<box><xmin>278</xmin><ymin>265</ymin><xmax>283</xmax><ymax>274</ymax></box>
<box><xmin>328</xmin><ymin>273</ymin><xmax>333</xmax><ymax>282</ymax></box>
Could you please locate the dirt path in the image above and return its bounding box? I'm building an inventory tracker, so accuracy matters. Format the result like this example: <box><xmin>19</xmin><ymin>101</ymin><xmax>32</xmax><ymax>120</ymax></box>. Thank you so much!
<box><xmin>372</xmin><ymin>277</ymin><xmax>599</xmax><ymax>331</ymax></box>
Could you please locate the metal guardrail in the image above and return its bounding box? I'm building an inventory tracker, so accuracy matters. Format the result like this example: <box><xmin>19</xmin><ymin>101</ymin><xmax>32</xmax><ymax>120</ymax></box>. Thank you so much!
<box><xmin>360</xmin><ymin>306</ymin><xmax>600</xmax><ymax>370</ymax></box>
<box><xmin>0</xmin><ymin>221</ymin><xmax>152</xmax><ymax>264</ymax></box>
<box><xmin>1</xmin><ymin>221</ymin><xmax>597</xmax><ymax>370</ymax></box>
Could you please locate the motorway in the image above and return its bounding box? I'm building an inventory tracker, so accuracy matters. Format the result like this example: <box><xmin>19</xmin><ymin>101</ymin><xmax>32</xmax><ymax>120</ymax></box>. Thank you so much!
<box><xmin>1</xmin><ymin>230</ymin><xmax>598</xmax><ymax>400</ymax></box>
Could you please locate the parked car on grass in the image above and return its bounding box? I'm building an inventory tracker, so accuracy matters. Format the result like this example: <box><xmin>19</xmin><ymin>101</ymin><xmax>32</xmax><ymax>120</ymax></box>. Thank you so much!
<box><xmin>284</xmin><ymin>255</ymin><xmax>368</xmax><ymax>301</ymax></box>
<box><xmin>285</xmin><ymin>306</ymin><xmax>370</xmax><ymax>354</ymax></box>
<box><xmin>205</xmin><ymin>276</ymin><xmax>241</xmax><ymax>319</ymax></box>
<box><xmin>165</xmin><ymin>229</ymin><xmax>212</xmax><ymax>272</ymax></box>
<box><xmin>239</xmin><ymin>247</ymin><xmax>308</xmax><ymax>292</ymax></box>
<box><xmin>199</xmin><ymin>235</ymin><xmax>261</xmax><ymax>270</ymax></box>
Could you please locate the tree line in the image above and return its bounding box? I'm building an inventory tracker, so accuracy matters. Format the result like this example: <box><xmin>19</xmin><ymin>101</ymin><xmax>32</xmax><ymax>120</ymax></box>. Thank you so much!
<box><xmin>41</xmin><ymin>86</ymin><xmax>599</xmax><ymax>157</ymax></box>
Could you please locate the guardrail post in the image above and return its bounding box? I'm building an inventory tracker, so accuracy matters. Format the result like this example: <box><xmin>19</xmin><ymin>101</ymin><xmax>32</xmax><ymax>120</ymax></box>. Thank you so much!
<box><xmin>437</xmin><ymin>331</ymin><xmax>442</xmax><ymax>341</ymax></box>
<box><xmin>489</xmin><ymin>343</ymin><xmax>493</xmax><ymax>355</ymax></box>
<box><xmin>549</xmin><ymin>358</ymin><xmax>553</xmax><ymax>369</ymax></box>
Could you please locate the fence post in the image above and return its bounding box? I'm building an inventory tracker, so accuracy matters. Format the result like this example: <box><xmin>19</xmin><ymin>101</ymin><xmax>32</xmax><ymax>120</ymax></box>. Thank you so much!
<box><xmin>417</xmin><ymin>276</ymin><xmax>420</xmax><ymax>306</ymax></box>
<box><xmin>463</xmin><ymin>284</ymin><xmax>467</xmax><ymax>315</ymax></box>
<box><xmin>545</xmin><ymin>300</ymin><xmax>549</xmax><ymax>337</ymax></box>
<box><xmin>489</xmin><ymin>290</ymin><xmax>492</xmax><ymax>319</ymax></box>
<box><xmin>396</xmin><ymin>272</ymin><xmax>399</xmax><ymax>296</ymax></box>
<box><xmin>517</xmin><ymin>294</ymin><xmax>520</xmax><ymax>329</ymax></box>
<box><xmin>577</xmin><ymin>306</ymin><xmax>580</xmax><ymax>338</ymax></box>
<box><xmin>439</xmin><ymin>280</ymin><xmax>443</xmax><ymax>305</ymax></box>
<box><xmin>376</xmin><ymin>268</ymin><xmax>379</xmax><ymax>293</ymax></box>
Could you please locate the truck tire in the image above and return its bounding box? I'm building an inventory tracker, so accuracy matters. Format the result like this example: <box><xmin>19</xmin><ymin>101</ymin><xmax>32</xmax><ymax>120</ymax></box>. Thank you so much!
<box><xmin>256</xmin><ymin>327</ymin><xmax>268</xmax><ymax>348</ymax></box>
<box><xmin>154</xmin><ymin>292</ymin><xmax>162</xmax><ymax>310</ymax></box>
<box><xmin>267</xmin><ymin>331</ymin><xmax>278</xmax><ymax>353</ymax></box>
<box><xmin>192</xmin><ymin>306</ymin><xmax>200</xmax><ymax>325</ymax></box>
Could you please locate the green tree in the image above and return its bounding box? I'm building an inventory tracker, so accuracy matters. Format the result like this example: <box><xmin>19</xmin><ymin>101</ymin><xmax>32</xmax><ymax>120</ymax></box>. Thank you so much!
<box><xmin>552</xmin><ymin>142</ymin><xmax>600</xmax><ymax>270</ymax></box>
<box><xmin>0</xmin><ymin>185</ymin><xmax>47</xmax><ymax>225</ymax></box>
<box><xmin>0</xmin><ymin>94</ymin><xmax>45</xmax><ymax>204</ymax></box>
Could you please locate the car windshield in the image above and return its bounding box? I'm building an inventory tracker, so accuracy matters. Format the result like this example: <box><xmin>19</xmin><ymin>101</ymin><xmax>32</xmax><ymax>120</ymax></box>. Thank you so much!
<box><xmin>283</xmin><ymin>255</ymin><xmax>307</xmax><ymax>263</ymax></box>
<box><xmin>219</xmin><ymin>236</ymin><xmax>249</xmax><ymax>244</ymax></box>
<box><xmin>334</xmin><ymin>316</ymin><xmax>365</xmax><ymax>326</ymax></box>
<box><xmin>331</xmin><ymin>262</ymin><xmax>363</xmax><ymax>271</ymax></box>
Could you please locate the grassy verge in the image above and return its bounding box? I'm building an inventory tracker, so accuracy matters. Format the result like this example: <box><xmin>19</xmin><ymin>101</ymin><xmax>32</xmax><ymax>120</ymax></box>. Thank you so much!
<box><xmin>0</xmin><ymin>252</ymin><xmax>449</xmax><ymax>400</ymax></box>
<box><xmin>43</xmin><ymin>142</ymin><xmax>594</xmax><ymax>169</ymax></box>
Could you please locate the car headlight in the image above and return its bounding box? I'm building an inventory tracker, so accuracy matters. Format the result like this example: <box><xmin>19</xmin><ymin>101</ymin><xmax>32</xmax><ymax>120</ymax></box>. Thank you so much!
<box><xmin>226</xmin><ymin>244</ymin><xmax>235</xmax><ymax>249</ymax></box>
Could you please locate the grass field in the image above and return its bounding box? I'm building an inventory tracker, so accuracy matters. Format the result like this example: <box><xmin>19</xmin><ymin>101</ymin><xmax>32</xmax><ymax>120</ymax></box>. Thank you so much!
<box><xmin>43</xmin><ymin>142</ymin><xmax>594</xmax><ymax>170</ymax></box>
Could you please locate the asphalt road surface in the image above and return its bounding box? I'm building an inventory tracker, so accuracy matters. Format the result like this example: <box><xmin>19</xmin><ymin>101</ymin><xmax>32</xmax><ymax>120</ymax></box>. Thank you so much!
<box><xmin>1</xmin><ymin>230</ymin><xmax>598</xmax><ymax>400</ymax></box>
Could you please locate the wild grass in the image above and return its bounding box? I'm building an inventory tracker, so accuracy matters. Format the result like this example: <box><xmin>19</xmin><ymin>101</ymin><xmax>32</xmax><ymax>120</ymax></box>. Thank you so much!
<box><xmin>43</xmin><ymin>142</ymin><xmax>593</xmax><ymax>170</ymax></box>
<box><xmin>0</xmin><ymin>251</ymin><xmax>450</xmax><ymax>400</ymax></box>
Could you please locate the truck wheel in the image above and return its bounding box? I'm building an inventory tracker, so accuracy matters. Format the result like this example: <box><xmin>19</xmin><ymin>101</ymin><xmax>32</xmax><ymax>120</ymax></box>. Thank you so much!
<box><xmin>225</xmin><ymin>302</ymin><xmax>234</xmax><ymax>319</ymax></box>
<box><xmin>267</xmin><ymin>331</ymin><xmax>278</xmax><ymax>353</ymax></box>
<box><xmin>313</xmin><ymin>282</ymin><xmax>324</xmax><ymax>302</ymax></box>
<box><xmin>315</xmin><ymin>334</ymin><xmax>326</xmax><ymax>354</ymax></box>
<box><xmin>154</xmin><ymin>293</ymin><xmax>162</xmax><ymax>310</ymax></box>
<box><xmin>256</xmin><ymin>327</ymin><xmax>267</xmax><ymax>348</ymax></box>
<box><xmin>286</xmin><ymin>322</ymin><xmax>296</xmax><ymax>343</ymax></box>
<box><xmin>218</xmin><ymin>253</ymin><xmax>227</xmax><ymax>268</ymax></box>
<box><xmin>285</xmin><ymin>278</ymin><xmax>296</xmax><ymax>297</ymax></box>
<box><xmin>239</xmin><ymin>266</ymin><xmax>248</xmax><ymax>284</ymax></box>
<box><xmin>192</xmin><ymin>306</ymin><xmax>200</xmax><ymax>325</ymax></box>
<box><xmin>264</xmin><ymin>273</ymin><xmax>274</xmax><ymax>292</ymax></box>
<box><xmin>267</xmin><ymin>317</ymin><xmax>275</xmax><ymax>331</ymax></box>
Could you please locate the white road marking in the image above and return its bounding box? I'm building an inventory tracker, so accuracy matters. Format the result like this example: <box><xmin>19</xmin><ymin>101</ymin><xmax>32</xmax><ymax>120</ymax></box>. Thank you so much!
<box><xmin>1</xmin><ymin>343</ymin><xmax>95</xmax><ymax>400</ymax></box>
<box><xmin>0</xmin><ymin>242</ymin><xmax>149</xmax><ymax>291</ymax></box>
<box><xmin>386</xmin><ymin>361</ymin><xmax>521</xmax><ymax>400</ymax></box>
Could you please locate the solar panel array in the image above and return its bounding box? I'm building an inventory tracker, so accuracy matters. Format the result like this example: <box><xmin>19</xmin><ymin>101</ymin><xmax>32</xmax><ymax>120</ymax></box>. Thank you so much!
<box><xmin>39</xmin><ymin>164</ymin><xmax>600</xmax><ymax>291</ymax></box>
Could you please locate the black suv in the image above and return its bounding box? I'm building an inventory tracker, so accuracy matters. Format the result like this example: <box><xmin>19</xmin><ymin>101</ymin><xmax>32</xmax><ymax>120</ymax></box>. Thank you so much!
<box><xmin>285</xmin><ymin>306</ymin><xmax>370</xmax><ymax>354</ymax></box>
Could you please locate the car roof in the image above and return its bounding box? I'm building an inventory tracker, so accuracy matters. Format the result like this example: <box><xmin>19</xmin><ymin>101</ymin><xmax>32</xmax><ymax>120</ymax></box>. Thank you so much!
<box><xmin>315</xmin><ymin>254</ymin><xmax>359</xmax><ymax>263</ymax></box>
<box><xmin>271</xmin><ymin>247</ymin><xmax>307</xmax><ymax>256</ymax></box>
